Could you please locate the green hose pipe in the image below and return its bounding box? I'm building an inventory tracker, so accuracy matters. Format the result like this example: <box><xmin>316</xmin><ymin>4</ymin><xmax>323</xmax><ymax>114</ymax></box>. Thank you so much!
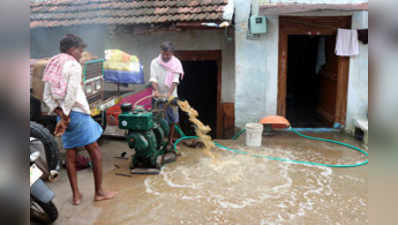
<box><xmin>173</xmin><ymin>136</ymin><xmax>199</xmax><ymax>153</ymax></box>
<box><xmin>232</xmin><ymin>129</ymin><xmax>247</xmax><ymax>140</ymax></box>
<box><xmin>173</xmin><ymin>125</ymin><xmax>368</xmax><ymax>168</ymax></box>
<box><xmin>174</xmin><ymin>124</ymin><xmax>186</xmax><ymax>137</ymax></box>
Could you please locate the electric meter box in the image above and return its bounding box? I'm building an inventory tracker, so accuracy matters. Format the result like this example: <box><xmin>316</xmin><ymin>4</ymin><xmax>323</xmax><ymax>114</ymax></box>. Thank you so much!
<box><xmin>250</xmin><ymin>16</ymin><xmax>267</xmax><ymax>34</ymax></box>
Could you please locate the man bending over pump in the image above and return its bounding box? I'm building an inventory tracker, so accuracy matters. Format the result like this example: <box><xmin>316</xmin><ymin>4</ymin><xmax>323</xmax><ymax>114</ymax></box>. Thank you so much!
<box><xmin>149</xmin><ymin>41</ymin><xmax>184</xmax><ymax>150</ymax></box>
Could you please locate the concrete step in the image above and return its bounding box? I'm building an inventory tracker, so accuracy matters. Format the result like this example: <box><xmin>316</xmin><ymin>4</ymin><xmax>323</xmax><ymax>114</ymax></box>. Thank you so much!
<box><xmin>353</xmin><ymin>118</ymin><xmax>368</xmax><ymax>145</ymax></box>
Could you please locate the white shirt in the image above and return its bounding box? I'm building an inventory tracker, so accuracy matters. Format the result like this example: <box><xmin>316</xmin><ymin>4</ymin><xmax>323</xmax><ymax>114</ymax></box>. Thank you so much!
<box><xmin>43</xmin><ymin>60</ymin><xmax>91</xmax><ymax>116</ymax></box>
<box><xmin>149</xmin><ymin>59</ymin><xmax>180</xmax><ymax>97</ymax></box>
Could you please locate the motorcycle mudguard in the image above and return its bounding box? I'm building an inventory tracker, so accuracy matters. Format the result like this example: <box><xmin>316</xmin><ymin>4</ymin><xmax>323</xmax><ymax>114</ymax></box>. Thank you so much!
<box><xmin>31</xmin><ymin>179</ymin><xmax>55</xmax><ymax>203</ymax></box>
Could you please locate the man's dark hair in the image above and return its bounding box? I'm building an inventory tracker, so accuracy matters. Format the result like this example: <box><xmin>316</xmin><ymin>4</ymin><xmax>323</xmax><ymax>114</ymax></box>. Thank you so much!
<box><xmin>160</xmin><ymin>41</ymin><xmax>174</xmax><ymax>52</ymax></box>
<box><xmin>59</xmin><ymin>34</ymin><xmax>87</xmax><ymax>53</ymax></box>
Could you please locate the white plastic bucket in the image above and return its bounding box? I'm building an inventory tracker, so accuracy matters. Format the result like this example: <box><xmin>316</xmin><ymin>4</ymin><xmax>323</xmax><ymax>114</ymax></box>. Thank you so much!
<box><xmin>245</xmin><ymin>123</ymin><xmax>264</xmax><ymax>147</ymax></box>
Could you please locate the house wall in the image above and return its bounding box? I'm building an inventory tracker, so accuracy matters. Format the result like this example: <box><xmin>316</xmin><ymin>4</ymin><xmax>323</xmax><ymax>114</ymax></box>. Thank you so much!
<box><xmin>105</xmin><ymin>29</ymin><xmax>235</xmax><ymax>103</ymax></box>
<box><xmin>234</xmin><ymin>0</ymin><xmax>279</xmax><ymax>127</ymax></box>
<box><xmin>235</xmin><ymin>0</ymin><xmax>368</xmax><ymax>129</ymax></box>
<box><xmin>30</xmin><ymin>25</ymin><xmax>107</xmax><ymax>58</ymax></box>
<box><xmin>346</xmin><ymin>11</ymin><xmax>368</xmax><ymax>133</ymax></box>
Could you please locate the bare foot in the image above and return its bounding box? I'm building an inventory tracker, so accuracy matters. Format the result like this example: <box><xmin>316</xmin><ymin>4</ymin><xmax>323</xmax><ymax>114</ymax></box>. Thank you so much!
<box><xmin>73</xmin><ymin>192</ymin><xmax>83</xmax><ymax>206</ymax></box>
<box><xmin>94</xmin><ymin>191</ymin><xmax>118</xmax><ymax>202</ymax></box>
<box><xmin>166</xmin><ymin>143</ymin><xmax>173</xmax><ymax>150</ymax></box>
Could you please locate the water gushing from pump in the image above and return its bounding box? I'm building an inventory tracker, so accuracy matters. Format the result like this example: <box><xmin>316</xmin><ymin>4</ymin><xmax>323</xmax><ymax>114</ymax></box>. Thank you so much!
<box><xmin>177</xmin><ymin>100</ymin><xmax>217</xmax><ymax>160</ymax></box>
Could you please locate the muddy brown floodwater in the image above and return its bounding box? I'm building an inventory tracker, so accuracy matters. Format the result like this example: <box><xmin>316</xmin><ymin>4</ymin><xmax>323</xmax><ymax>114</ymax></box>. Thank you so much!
<box><xmin>177</xmin><ymin>100</ymin><xmax>217</xmax><ymax>160</ymax></box>
<box><xmin>77</xmin><ymin>132</ymin><xmax>367</xmax><ymax>225</ymax></box>
<box><xmin>47</xmin><ymin>102</ymin><xmax>367</xmax><ymax>225</ymax></box>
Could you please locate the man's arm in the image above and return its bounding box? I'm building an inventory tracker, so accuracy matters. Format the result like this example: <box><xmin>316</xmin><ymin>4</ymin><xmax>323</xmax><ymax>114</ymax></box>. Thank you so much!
<box><xmin>167</xmin><ymin>82</ymin><xmax>178</xmax><ymax>99</ymax></box>
<box><xmin>62</xmin><ymin>62</ymin><xmax>81</xmax><ymax>116</ymax></box>
<box><xmin>53</xmin><ymin>62</ymin><xmax>81</xmax><ymax>136</ymax></box>
<box><xmin>152</xmin><ymin>82</ymin><xmax>160</xmax><ymax>97</ymax></box>
<box><xmin>150</xmin><ymin>60</ymin><xmax>160</xmax><ymax>97</ymax></box>
<box><xmin>53</xmin><ymin>106</ymin><xmax>70</xmax><ymax>137</ymax></box>
<box><xmin>167</xmin><ymin>72</ymin><xmax>180</xmax><ymax>98</ymax></box>
<box><xmin>54</xmin><ymin>107</ymin><xmax>69</xmax><ymax>121</ymax></box>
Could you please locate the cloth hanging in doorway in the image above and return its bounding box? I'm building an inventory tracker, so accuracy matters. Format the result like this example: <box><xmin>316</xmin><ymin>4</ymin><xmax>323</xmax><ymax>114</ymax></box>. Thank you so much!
<box><xmin>335</xmin><ymin>28</ymin><xmax>359</xmax><ymax>56</ymax></box>
<box><xmin>316</xmin><ymin>37</ymin><xmax>326</xmax><ymax>74</ymax></box>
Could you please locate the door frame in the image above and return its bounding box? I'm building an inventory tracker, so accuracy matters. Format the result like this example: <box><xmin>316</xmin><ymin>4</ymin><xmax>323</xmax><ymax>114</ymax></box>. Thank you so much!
<box><xmin>174</xmin><ymin>50</ymin><xmax>223</xmax><ymax>138</ymax></box>
<box><xmin>277</xmin><ymin>16</ymin><xmax>352</xmax><ymax>125</ymax></box>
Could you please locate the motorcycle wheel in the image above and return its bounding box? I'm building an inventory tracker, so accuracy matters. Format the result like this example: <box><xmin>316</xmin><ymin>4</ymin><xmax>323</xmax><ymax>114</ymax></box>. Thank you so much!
<box><xmin>31</xmin><ymin>198</ymin><xmax>58</xmax><ymax>224</ymax></box>
<box><xmin>30</xmin><ymin>121</ymin><xmax>59</xmax><ymax>172</ymax></box>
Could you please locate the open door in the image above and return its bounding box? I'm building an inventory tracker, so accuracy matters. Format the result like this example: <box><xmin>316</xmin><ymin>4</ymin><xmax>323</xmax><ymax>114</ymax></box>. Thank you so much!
<box><xmin>174</xmin><ymin>51</ymin><xmax>222</xmax><ymax>138</ymax></box>
<box><xmin>317</xmin><ymin>36</ymin><xmax>339</xmax><ymax>125</ymax></box>
<box><xmin>278</xmin><ymin>16</ymin><xmax>351</xmax><ymax>127</ymax></box>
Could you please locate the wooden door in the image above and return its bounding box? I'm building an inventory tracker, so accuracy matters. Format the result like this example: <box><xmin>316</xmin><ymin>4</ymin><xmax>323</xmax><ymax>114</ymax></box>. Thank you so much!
<box><xmin>317</xmin><ymin>36</ymin><xmax>338</xmax><ymax>124</ymax></box>
<box><xmin>278</xmin><ymin>16</ymin><xmax>352</xmax><ymax>125</ymax></box>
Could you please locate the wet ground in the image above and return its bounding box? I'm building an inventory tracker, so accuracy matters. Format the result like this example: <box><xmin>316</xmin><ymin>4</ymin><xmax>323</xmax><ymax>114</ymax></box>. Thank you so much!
<box><xmin>47</xmin><ymin>132</ymin><xmax>368</xmax><ymax>225</ymax></box>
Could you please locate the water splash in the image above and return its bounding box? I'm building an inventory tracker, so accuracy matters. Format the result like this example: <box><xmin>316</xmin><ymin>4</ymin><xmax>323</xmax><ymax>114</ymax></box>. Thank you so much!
<box><xmin>177</xmin><ymin>100</ymin><xmax>217</xmax><ymax>160</ymax></box>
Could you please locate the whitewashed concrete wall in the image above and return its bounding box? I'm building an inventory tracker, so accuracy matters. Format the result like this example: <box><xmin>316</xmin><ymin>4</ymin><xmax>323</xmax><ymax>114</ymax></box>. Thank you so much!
<box><xmin>105</xmin><ymin>29</ymin><xmax>235</xmax><ymax>103</ymax></box>
<box><xmin>234</xmin><ymin>0</ymin><xmax>279</xmax><ymax>127</ymax></box>
<box><xmin>346</xmin><ymin>11</ymin><xmax>368</xmax><ymax>132</ymax></box>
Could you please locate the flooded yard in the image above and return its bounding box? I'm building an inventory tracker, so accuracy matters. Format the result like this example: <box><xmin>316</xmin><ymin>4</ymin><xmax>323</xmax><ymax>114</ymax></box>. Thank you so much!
<box><xmin>50</xmin><ymin>133</ymin><xmax>368</xmax><ymax>225</ymax></box>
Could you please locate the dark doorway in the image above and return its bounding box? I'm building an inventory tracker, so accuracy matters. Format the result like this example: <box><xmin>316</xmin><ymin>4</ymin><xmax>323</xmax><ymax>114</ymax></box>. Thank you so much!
<box><xmin>278</xmin><ymin>16</ymin><xmax>351</xmax><ymax>126</ymax></box>
<box><xmin>286</xmin><ymin>35</ymin><xmax>335</xmax><ymax>127</ymax></box>
<box><xmin>178</xmin><ymin>61</ymin><xmax>218</xmax><ymax>138</ymax></box>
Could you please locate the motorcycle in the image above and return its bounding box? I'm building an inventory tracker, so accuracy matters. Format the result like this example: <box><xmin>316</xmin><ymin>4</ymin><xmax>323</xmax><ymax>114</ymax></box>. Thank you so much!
<box><xmin>30</xmin><ymin>137</ymin><xmax>58</xmax><ymax>224</ymax></box>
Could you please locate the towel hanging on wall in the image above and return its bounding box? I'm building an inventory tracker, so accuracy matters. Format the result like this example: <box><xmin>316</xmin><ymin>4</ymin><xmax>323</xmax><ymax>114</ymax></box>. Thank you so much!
<box><xmin>335</xmin><ymin>28</ymin><xmax>360</xmax><ymax>56</ymax></box>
